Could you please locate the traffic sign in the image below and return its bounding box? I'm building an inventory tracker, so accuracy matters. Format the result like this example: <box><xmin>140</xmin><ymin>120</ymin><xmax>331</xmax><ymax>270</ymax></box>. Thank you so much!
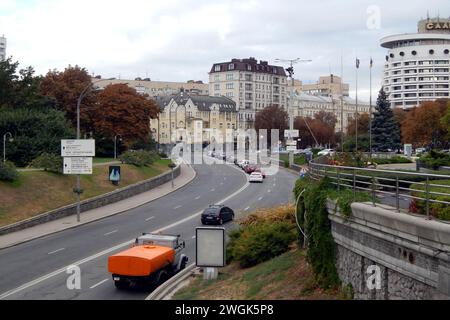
<box><xmin>63</xmin><ymin>157</ymin><xmax>93</xmax><ymax>175</ymax></box>
<box><xmin>284</xmin><ymin>130</ymin><xmax>299</xmax><ymax>139</ymax></box>
<box><xmin>61</xmin><ymin>140</ymin><xmax>95</xmax><ymax>157</ymax></box>
<box><xmin>287</xmin><ymin>140</ymin><xmax>297</xmax><ymax>146</ymax></box>
<box><xmin>286</xmin><ymin>146</ymin><xmax>297</xmax><ymax>152</ymax></box>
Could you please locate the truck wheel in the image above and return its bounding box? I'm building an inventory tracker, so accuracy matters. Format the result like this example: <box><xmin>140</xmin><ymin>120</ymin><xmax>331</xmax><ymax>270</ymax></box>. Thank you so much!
<box><xmin>114</xmin><ymin>281</ymin><xmax>129</xmax><ymax>290</ymax></box>
<box><xmin>180</xmin><ymin>257</ymin><xmax>187</xmax><ymax>270</ymax></box>
<box><xmin>156</xmin><ymin>270</ymin><xmax>169</xmax><ymax>284</ymax></box>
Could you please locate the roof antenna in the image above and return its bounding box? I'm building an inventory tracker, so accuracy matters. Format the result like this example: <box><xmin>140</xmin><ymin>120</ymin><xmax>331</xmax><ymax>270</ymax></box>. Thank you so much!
<box><xmin>427</xmin><ymin>10</ymin><xmax>429</xmax><ymax>21</ymax></box>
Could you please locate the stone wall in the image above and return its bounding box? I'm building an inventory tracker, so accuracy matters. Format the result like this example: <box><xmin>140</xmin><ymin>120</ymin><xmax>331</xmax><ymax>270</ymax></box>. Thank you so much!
<box><xmin>328</xmin><ymin>201</ymin><xmax>450</xmax><ymax>300</ymax></box>
<box><xmin>0</xmin><ymin>165</ymin><xmax>181</xmax><ymax>236</ymax></box>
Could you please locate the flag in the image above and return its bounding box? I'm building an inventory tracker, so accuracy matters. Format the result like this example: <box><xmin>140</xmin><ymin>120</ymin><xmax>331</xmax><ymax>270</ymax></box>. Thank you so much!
<box><xmin>356</xmin><ymin>58</ymin><xmax>360</xmax><ymax>69</ymax></box>
<box><xmin>370</xmin><ymin>58</ymin><xmax>373</xmax><ymax>68</ymax></box>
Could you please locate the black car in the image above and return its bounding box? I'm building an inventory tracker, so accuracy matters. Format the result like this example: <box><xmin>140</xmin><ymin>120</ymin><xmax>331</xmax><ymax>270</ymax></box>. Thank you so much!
<box><xmin>201</xmin><ymin>205</ymin><xmax>235</xmax><ymax>225</ymax></box>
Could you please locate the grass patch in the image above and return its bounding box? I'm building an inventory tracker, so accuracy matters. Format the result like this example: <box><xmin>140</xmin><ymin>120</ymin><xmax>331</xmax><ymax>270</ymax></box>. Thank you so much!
<box><xmin>279</xmin><ymin>154</ymin><xmax>307</xmax><ymax>166</ymax></box>
<box><xmin>93</xmin><ymin>157</ymin><xmax>116</xmax><ymax>164</ymax></box>
<box><xmin>0</xmin><ymin>159</ymin><xmax>172</xmax><ymax>227</ymax></box>
<box><xmin>173</xmin><ymin>248</ymin><xmax>343</xmax><ymax>300</ymax></box>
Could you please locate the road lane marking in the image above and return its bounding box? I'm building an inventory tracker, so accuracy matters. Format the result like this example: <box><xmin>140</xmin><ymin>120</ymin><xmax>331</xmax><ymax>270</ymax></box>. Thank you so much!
<box><xmin>268</xmin><ymin>190</ymin><xmax>272</xmax><ymax>193</ymax></box>
<box><xmin>258</xmin><ymin>197</ymin><xmax>263</xmax><ymax>201</ymax></box>
<box><xmin>174</xmin><ymin>205</ymin><xmax>182</xmax><ymax>210</ymax></box>
<box><xmin>47</xmin><ymin>248</ymin><xmax>65</xmax><ymax>255</ymax></box>
<box><xmin>192</xmin><ymin>236</ymin><xmax>196</xmax><ymax>239</ymax></box>
<box><xmin>210</xmin><ymin>189</ymin><xmax>215</xmax><ymax>192</ymax></box>
<box><xmin>145</xmin><ymin>216</ymin><xmax>155</xmax><ymax>222</ymax></box>
<box><xmin>89</xmin><ymin>279</ymin><xmax>109</xmax><ymax>290</ymax></box>
<box><xmin>220</xmin><ymin>182</ymin><xmax>224</xmax><ymax>185</ymax></box>
<box><xmin>104</xmin><ymin>230</ymin><xmax>118</xmax><ymax>236</ymax></box>
<box><xmin>195</xmin><ymin>196</ymin><xmax>201</xmax><ymax>200</ymax></box>
<box><xmin>244</xmin><ymin>207</ymin><xmax>250</xmax><ymax>211</ymax></box>
<box><xmin>0</xmin><ymin>175</ymin><xmax>251</xmax><ymax>300</ymax></box>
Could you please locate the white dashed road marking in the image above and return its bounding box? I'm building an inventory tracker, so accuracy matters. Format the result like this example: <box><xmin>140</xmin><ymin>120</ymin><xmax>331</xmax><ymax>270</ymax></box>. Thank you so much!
<box><xmin>104</xmin><ymin>230</ymin><xmax>118</xmax><ymax>236</ymax></box>
<box><xmin>145</xmin><ymin>216</ymin><xmax>155</xmax><ymax>222</ymax></box>
<box><xmin>89</xmin><ymin>279</ymin><xmax>109</xmax><ymax>290</ymax></box>
<box><xmin>174</xmin><ymin>205</ymin><xmax>182</xmax><ymax>210</ymax></box>
<box><xmin>47</xmin><ymin>248</ymin><xmax>65</xmax><ymax>255</ymax></box>
<box><xmin>244</xmin><ymin>207</ymin><xmax>250</xmax><ymax>211</ymax></box>
<box><xmin>195</xmin><ymin>196</ymin><xmax>201</xmax><ymax>200</ymax></box>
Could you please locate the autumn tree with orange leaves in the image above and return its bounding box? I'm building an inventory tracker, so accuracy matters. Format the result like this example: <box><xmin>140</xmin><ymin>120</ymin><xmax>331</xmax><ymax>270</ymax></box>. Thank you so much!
<box><xmin>40</xmin><ymin>65</ymin><xmax>97</xmax><ymax>133</ymax></box>
<box><xmin>94</xmin><ymin>84</ymin><xmax>159</xmax><ymax>145</ymax></box>
<box><xmin>294</xmin><ymin>111</ymin><xmax>337</xmax><ymax>148</ymax></box>
<box><xmin>401</xmin><ymin>100</ymin><xmax>449</xmax><ymax>148</ymax></box>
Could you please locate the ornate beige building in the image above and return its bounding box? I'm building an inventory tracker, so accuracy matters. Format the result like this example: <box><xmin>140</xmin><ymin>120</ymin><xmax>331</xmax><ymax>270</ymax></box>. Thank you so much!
<box><xmin>151</xmin><ymin>93</ymin><xmax>237</xmax><ymax>145</ymax></box>
<box><xmin>298</xmin><ymin>74</ymin><xmax>350</xmax><ymax>98</ymax></box>
<box><xmin>208</xmin><ymin>57</ymin><xmax>288</xmax><ymax>129</ymax></box>
<box><xmin>92</xmin><ymin>77</ymin><xmax>209</xmax><ymax>97</ymax></box>
<box><xmin>292</xmin><ymin>92</ymin><xmax>370</xmax><ymax>133</ymax></box>
<box><xmin>0</xmin><ymin>35</ymin><xmax>6</xmax><ymax>60</ymax></box>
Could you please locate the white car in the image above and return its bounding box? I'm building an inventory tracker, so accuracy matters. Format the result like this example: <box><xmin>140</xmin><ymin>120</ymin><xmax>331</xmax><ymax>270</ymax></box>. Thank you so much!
<box><xmin>249</xmin><ymin>172</ymin><xmax>264</xmax><ymax>183</ymax></box>
<box><xmin>238</xmin><ymin>160</ymin><xmax>250</xmax><ymax>168</ymax></box>
<box><xmin>318</xmin><ymin>149</ymin><xmax>335</xmax><ymax>156</ymax></box>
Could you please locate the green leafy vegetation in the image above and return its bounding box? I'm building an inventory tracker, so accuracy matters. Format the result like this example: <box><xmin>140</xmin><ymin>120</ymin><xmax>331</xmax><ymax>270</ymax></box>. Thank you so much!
<box><xmin>118</xmin><ymin>150</ymin><xmax>159</xmax><ymax>167</ymax></box>
<box><xmin>0</xmin><ymin>161</ymin><xmax>19</xmax><ymax>182</ymax></box>
<box><xmin>371</xmin><ymin>156</ymin><xmax>412</xmax><ymax>165</ymax></box>
<box><xmin>419</xmin><ymin>150</ymin><xmax>450</xmax><ymax>170</ymax></box>
<box><xmin>30</xmin><ymin>153</ymin><xmax>63</xmax><ymax>174</ymax></box>
<box><xmin>410</xmin><ymin>179</ymin><xmax>450</xmax><ymax>221</ymax></box>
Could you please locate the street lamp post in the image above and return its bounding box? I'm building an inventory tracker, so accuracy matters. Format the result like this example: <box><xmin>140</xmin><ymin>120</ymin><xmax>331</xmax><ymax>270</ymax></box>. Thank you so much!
<box><xmin>74</xmin><ymin>78</ymin><xmax>114</xmax><ymax>223</ymax></box>
<box><xmin>3</xmin><ymin>132</ymin><xmax>13</xmax><ymax>163</ymax></box>
<box><xmin>114</xmin><ymin>134</ymin><xmax>122</xmax><ymax>159</ymax></box>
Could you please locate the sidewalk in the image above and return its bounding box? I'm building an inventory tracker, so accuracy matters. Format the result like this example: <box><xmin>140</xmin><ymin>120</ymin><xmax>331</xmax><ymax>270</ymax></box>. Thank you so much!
<box><xmin>0</xmin><ymin>163</ymin><xmax>196</xmax><ymax>249</ymax></box>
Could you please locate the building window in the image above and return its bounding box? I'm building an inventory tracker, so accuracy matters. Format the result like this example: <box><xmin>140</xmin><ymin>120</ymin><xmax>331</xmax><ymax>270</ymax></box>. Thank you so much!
<box><xmin>215</xmin><ymin>84</ymin><xmax>220</xmax><ymax>91</ymax></box>
<box><xmin>247</xmin><ymin>65</ymin><xmax>252</xmax><ymax>71</ymax></box>
<box><xmin>429</xmin><ymin>49</ymin><xmax>434</xmax><ymax>55</ymax></box>
<box><xmin>444</xmin><ymin>49</ymin><xmax>449</xmax><ymax>54</ymax></box>
<box><xmin>226</xmin><ymin>83</ymin><xmax>234</xmax><ymax>89</ymax></box>
<box><xmin>228</xmin><ymin>63</ymin><xmax>234</xmax><ymax>70</ymax></box>
<box><xmin>245</xmin><ymin>74</ymin><xmax>252</xmax><ymax>81</ymax></box>
<box><xmin>226</xmin><ymin>73</ymin><xmax>233</xmax><ymax>80</ymax></box>
<box><xmin>214</xmin><ymin>65</ymin><xmax>221</xmax><ymax>72</ymax></box>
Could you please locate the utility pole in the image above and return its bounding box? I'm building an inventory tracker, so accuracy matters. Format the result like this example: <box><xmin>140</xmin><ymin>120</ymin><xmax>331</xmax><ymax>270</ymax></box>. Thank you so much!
<box><xmin>275</xmin><ymin>58</ymin><xmax>312</xmax><ymax>167</ymax></box>
<box><xmin>355</xmin><ymin>58</ymin><xmax>360</xmax><ymax>153</ymax></box>
<box><xmin>340</xmin><ymin>54</ymin><xmax>344</xmax><ymax>152</ymax></box>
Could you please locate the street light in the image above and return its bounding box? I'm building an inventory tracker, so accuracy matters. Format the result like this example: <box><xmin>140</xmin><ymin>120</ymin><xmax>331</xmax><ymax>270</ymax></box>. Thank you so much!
<box><xmin>74</xmin><ymin>78</ymin><xmax>114</xmax><ymax>223</ymax></box>
<box><xmin>3</xmin><ymin>132</ymin><xmax>13</xmax><ymax>163</ymax></box>
<box><xmin>114</xmin><ymin>134</ymin><xmax>122</xmax><ymax>159</ymax></box>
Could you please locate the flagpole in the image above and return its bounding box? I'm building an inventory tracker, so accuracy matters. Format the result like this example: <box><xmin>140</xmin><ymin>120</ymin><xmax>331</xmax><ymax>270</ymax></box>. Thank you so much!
<box><xmin>355</xmin><ymin>58</ymin><xmax>359</xmax><ymax>153</ymax></box>
<box><xmin>369</xmin><ymin>57</ymin><xmax>373</xmax><ymax>157</ymax></box>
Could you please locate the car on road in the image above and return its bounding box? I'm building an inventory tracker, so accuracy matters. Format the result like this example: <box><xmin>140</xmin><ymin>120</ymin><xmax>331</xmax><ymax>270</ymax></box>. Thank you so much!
<box><xmin>254</xmin><ymin>168</ymin><xmax>266</xmax><ymax>178</ymax></box>
<box><xmin>238</xmin><ymin>160</ymin><xmax>250</xmax><ymax>168</ymax></box>
<box><xmin>244</xmin><ymin>164</ymin><xmax>257</xmax><ymax>174</ymax></box>
<box><xmin>318</xmin><ymin>149</ymin><xmax>335</xmax><ymax>156</ymax></box>
<box><xmin>201</xmin><ymin>205</ymin><xmax>235</xmax><ymax>225</ymax></box>
<box><xmin>415</xmin><ymin>147</ymin><xmax>426</xmax><ymax>155</ymax></box>
<box><xmin>249</xmin><ymin>172</ymin><xmax>264</xmax><ymax>183</ymax></box>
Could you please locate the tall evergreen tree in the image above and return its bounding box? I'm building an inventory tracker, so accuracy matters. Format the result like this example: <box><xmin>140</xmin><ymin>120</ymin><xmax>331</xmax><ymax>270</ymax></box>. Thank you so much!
<box><xmin>372</xmin><ymin>88</ymin><xmax>401</xmax><ymax>152</ymax></box>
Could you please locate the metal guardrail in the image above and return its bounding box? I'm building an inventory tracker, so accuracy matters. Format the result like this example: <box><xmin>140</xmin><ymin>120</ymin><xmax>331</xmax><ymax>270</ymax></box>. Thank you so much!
<box><xmin>309</xmin><ymin>156</ymin><xmax>450</xmax><ymax>219</ymax></box>
<box><xmin>146</xmin><ymin>263</ymin><xmax>196</xmax><ymax>300</ymax></box>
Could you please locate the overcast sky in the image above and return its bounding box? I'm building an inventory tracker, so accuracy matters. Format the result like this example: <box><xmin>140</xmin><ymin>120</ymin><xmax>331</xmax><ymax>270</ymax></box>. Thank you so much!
<box><xmin>1</xmin><ymin>0</ymin><xmax>449</xmax><ymax>101</ymax></box>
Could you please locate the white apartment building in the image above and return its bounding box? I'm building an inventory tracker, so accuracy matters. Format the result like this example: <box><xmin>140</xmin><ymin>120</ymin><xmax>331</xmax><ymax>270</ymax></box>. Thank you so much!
<box><xmin>209</xmin><ymin>57</ymin><xmax>288</xmax><ymax>129</ymax></box>
<box><xmin>380</xmin><ymin>17</ymin><xmax>450</xmax><ymax>109</ymax></box>
<box><xmin>0</xmin><ymin>35</ymin><xmax>6</xmax><ymax>60</ymax></box>
<box><xmin>292</xmin><ymin>92</ymin><xmax>370</xmax><ymax>133</ymax></box>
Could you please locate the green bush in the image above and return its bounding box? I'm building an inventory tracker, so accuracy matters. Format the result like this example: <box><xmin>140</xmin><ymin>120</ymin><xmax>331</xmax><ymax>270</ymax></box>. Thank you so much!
<box><xmin>0</xmin><ymin>161</ymin><xmax>19</xmax><ymax>182</ymax></box>
<box><xmin>118</xmin><ymin>150</ymin><xmax>158</xmax><ymax>167</ymax></box>
<box><xmin>431</xmin><ymin>197</ymin><xmax>450</xmax><ymax>221</ymax></box>
<box><xmin>410</xmin><ymin>180</ymin><xmax>450</xmax><ymax>220</ymax></box>
<box><xmin>227</xmin><ymin>221</ymin><xmax>296</xmax><ymax>268</ymax></box>
<box><xmin>372</xmin><ymin>156</ymin><xmax>412</xmax><ymax>165</ymax></box>
<box><xmin>30</xmin><ymin>153</ymin><xmax>63</xmax><ymax>174</ymax></box>
<box><xmin>420</xmin><ymin>150</ymin><xmax>450</xmax><ymax>170</ymax></box>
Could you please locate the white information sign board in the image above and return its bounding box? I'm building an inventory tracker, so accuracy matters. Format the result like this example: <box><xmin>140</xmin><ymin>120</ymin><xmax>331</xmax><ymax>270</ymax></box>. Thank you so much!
<box><xmin>284</xmin><ymin>130</ymin><xmax>299</xmax><ymax>139</ymax></box>
<box><xmin>196</xmin><ymin>227</ymin><xmax>225</xmax><ymax>268</ymax></box>
<box><xmin>63</xmin><ymin>157</ymin><xmax>93</xmax><ymax>175</ymax></box>
<box><xmin>61</xmin><ymin>140</ymin><xmax>95</xmax><ymax>157</ymax></box>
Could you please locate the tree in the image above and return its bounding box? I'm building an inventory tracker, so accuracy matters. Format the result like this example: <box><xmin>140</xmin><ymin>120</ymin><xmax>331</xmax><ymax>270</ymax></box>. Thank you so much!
<box><xmin>294</xmin><ymin>112</ymin><xmax>337</xmax><ymax>148</ymax></box>
<box><xmin>0</xmin><ymin>59</ymin><xmax>74</xmax><ymax>166</ymax></box>
<box><xmin>93</xmin><ymin>84</ymin><xmax>159</xmax><ymax>145</ymax></box>
<box><xmin>442</xmin><ymin>103</ymin><xmax>450</xmax><ymax>141</ymax></box>
<box><xmin>371</xmin><ymin>88</ymin><xmax>401</xmax><ymax>151</ymax></box>
<box><xmin>254</xmin><ymin>105</ymin><xmax>289</xmax><ymax>147</ymax></box>
<box><xmin>40</xmin><ymin>65</ymin><xmax>97</xmax><ymax>132</ymax></box>
<box><xmin>402</xmin><ymin>100</ymin><xmax>448</xmax><ymax>148</ymax></box>
<box><xmin>346</xmin><ymin>113</ymin><xmax>370</xmax><ymax>136</ymax></box>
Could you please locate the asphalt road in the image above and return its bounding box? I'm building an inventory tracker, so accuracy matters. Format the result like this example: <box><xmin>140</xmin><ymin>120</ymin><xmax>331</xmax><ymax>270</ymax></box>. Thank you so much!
<box><xmin>0</xmin><ymin>161</ymin><xmax>298</xmax><ymax>300</ymax></box>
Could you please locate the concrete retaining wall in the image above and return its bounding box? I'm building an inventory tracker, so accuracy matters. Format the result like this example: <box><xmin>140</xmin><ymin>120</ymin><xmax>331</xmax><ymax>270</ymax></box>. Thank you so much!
<box><xmin>0</xmin><ymin>165</ymin><xmax>180</xmax><ymax>236</ymax></box>
<box><xmin>327</xmin><ymin>201</ymin><xmax>450</xmax><ymax>300</ymax></box>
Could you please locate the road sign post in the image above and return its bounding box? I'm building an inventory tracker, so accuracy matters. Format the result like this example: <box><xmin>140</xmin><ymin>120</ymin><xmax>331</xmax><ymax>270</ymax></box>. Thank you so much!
<box><xmin>62</xmin><ymin>139</ymin><xmax>95</xmax><ymax>223</ymax></box>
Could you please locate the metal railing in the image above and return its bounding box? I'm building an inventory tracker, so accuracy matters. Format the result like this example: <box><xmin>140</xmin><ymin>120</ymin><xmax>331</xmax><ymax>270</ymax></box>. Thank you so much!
<box><xmin>309</xmin><ymin>157</ymin><xmax>450</xmax><ymax>220</ymax></box>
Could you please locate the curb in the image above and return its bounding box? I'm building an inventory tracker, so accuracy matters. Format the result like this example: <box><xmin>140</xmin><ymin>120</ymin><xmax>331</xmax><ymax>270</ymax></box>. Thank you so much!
<box><xmin>0</xmin><ymin>164</ymin><xmax>197</xmax><ymax>250</ymax></box>
<box><xmin>146</xmin><ymin>264</ymin><xmax>197</xmax><ymax>300</ymax></box>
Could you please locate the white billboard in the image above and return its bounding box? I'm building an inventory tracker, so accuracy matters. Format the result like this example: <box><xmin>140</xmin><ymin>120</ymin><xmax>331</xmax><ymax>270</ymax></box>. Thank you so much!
<box><xmin>61</xmin><ymin>140</ymin><xmax>95</xmax><ymax>157</ymax></box>
<box><xmin>196</xmin><ymin>227</ymin><xmax>225</xmax><ymax>268</ymax></box>
<box><xmin>63</xmin><ymin>157</ymin><xmax>93</xmax><ymax>175</ymax></box>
